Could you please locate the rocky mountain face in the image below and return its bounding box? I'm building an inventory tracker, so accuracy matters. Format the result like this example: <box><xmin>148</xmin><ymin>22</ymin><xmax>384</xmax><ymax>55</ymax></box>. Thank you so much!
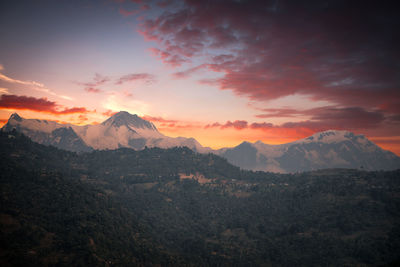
<box><xmin>2</xmin><ymin>112</ymin><xmax>399</xmax><ymax>172</ymax></box>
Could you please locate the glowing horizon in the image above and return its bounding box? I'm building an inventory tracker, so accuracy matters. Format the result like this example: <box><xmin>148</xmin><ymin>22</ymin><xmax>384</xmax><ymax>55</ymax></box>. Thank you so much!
<box><xmin>1</xmin><ymin>110</ymin><xmax>399</xmax><ymax>156</ymax></box>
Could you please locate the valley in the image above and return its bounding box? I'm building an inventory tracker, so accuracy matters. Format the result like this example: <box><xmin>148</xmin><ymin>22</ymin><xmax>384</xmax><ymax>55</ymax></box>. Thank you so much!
<box><xmin>1</xmin><ymin>131</ymin><xmax>399</xmax><ymax>266</ymax></box>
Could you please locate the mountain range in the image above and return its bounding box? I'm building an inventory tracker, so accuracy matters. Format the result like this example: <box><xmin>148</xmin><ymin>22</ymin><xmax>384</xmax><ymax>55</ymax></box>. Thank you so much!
<box><xmin>2</xmin><ymin>111</ymin><xmax>400</xmax><ymax>172</ymax></box>
<box><xmin>2</xmin><ymin>112</ymin><xmax>208</xmax><ymax>153</ymax></box>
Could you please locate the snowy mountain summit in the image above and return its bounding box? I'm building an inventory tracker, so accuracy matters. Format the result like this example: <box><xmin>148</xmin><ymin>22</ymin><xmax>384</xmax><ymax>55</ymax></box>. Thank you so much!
<box><xmin>299</xmin><ymin>130</ymin><xmax>366</xmax><ymax>144</ymax></box>
<box><xmin>9</xmin><ymin>112</ymin><xmax>23</xmax><ymax>122</ymax></box>
<box><xmin>2</xmin><ymin>112</ymin><xmax>400</xmax><ymax>172</ymax></box>
<box><xmin>102</xmin><ymin>111</ymin><xmax>157</xmax><ymax>130</ymax></box>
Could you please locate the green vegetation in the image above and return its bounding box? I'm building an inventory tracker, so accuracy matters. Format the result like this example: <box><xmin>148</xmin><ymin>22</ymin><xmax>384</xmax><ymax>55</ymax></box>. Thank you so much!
<box><xmin>1</xmin><ymin>131</ymin><xmax>399</xmax><ymax>266</ymax></box>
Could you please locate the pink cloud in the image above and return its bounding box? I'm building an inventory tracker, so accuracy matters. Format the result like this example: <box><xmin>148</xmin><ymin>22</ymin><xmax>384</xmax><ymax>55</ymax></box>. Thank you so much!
<box><xmin>204</xmin><ymin>122</ymin><xmax>222</xmax><ymax>129</ymax></box>
<box><xmin>205</xmin><ymin>120</ymin><xmax>248</xmax><ymax>130</ymax></box>
<box><xmin>222</xmin><ymin>120</ymin><xmax>248</xmax><ymax>130</ymax></box>
<box><xmin>78</xmin><ymin>73</ymin><xmax>109</xmax><ymax>93</ymax></box>
<box><xmin>85</xmin><ymin>87</ymin><xmax>102</xmax><ymax>93</ymax></box>
<box><xmin>148</xmin><ymin>47</ymin><xmax>188</xmax><ymax>66</ymax></box>
<box><xmin>250</xmin><ymin>122</ymin><xmax>274</xmax><ymax>129</ymax></box>
<box><xmin>115</xmin><ymin>73</ymin><xmax>155</xmax><ymax>85</ymax></box>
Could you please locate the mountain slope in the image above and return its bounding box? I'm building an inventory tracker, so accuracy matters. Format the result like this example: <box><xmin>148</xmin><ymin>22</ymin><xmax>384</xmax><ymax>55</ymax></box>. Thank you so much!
<box><xmin>219</xmin><ymin>130</ymin><xmax>400</xmax><ymax>172</ymax></box>
<box><xmin>0</xmin><ymin>132</ymin><xmax>181</xmax><ymax>266</ymax></box>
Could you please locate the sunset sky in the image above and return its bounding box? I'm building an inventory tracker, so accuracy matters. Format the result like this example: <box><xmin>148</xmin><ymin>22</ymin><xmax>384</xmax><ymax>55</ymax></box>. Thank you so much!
<box><xmin>0</xmin><ymin>0</ymin><xmax>399</xmax><ymax>154</ymax></box>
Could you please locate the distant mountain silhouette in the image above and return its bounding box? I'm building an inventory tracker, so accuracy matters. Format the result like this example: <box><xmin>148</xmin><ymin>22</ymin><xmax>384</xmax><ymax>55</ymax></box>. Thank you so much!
<box><xmin>217</xmin><ymin>130</ymin><xmax>400</xmax><ymax>172</ymax></box>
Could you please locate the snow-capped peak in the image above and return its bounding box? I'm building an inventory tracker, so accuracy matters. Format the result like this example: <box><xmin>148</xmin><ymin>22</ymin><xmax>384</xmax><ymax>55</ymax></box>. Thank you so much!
<box><xmin>296</xmin><ymin>130</ymin><xmax>364</xmax><ymax>144</ymax></box>
<box><xmin>101</xmin><ymin>111</ymin><xmax>157</xmax><ymax>131</ymax></box>
<box><xmin>5</xmin><ymin>113</ymin><xmax>66</xmax><ymax>133</ymax></box>
<box><xmin>9</xmin><ymin>112</ymin><xmax>23</xmax><ymax>122</ymax></box>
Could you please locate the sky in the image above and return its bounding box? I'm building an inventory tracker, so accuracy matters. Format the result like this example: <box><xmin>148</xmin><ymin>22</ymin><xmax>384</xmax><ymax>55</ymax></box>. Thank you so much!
<box><xmin>0</xmin><ymin>0</ymin><xmax>399</xmax><ymax>154</ymax></box>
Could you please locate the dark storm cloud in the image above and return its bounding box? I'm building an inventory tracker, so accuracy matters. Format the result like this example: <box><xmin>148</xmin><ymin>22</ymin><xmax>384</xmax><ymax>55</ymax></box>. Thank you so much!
<box><xmin>137</xmin><ymin>0</ymin><xmax>400</xmax><ymax>115</ymax></box>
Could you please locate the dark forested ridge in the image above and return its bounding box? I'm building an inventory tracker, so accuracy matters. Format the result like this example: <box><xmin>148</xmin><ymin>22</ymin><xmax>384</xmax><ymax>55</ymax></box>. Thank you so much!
<box><xmin>1</xmin><ymin>131</ymin><xmax>400</xmax><ymax>266</ymax></box>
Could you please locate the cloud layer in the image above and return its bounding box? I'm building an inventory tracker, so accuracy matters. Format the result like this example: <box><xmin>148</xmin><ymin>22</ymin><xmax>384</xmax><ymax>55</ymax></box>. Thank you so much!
<box><xmin>137</xmin><ymin>0</ymin><xmax>400</xmax><ymax>120</ymax></box>
<box><xmin>206</xmin><ymin>105</ymin><xmax>386</xmax><ymax>139</ymax></box>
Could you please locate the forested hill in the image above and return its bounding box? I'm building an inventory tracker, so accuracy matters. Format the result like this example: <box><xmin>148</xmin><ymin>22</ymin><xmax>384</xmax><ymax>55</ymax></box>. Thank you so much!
<box><xmin>1</xmin><ymin>131</ymin><xmax>400</xmax><ymax>266</ymax></box>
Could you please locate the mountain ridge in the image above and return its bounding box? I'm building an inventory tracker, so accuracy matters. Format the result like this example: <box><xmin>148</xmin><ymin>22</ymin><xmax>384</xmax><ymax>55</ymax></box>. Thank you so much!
<box><xmin>2</xmin><ymin>112</ymin><xmax>399</xmax><ymax>172</ymax></box>
<box><xmin>2</xmin><ymin>111</ymin><xmax>209</xmax><ymax>153</ymax></box>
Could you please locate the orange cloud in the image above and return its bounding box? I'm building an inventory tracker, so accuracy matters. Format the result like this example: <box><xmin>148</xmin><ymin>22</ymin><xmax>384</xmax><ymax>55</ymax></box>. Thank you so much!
<box><xmin>102</xmin><ymin>110</ymin><xmax>118</xmax><ymax>117</ymax></box>
<box><xmin>0</xmin><ymin>94</ymin><xmax>88</xmax><ymax>115</ymax></box>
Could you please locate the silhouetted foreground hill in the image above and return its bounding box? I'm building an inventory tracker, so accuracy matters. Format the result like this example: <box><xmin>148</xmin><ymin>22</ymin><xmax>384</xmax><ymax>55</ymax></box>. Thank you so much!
<box><xmin>1</xmin><ymin>131</ymin><xmax>400</xmax><ymax>266</ymax></box>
